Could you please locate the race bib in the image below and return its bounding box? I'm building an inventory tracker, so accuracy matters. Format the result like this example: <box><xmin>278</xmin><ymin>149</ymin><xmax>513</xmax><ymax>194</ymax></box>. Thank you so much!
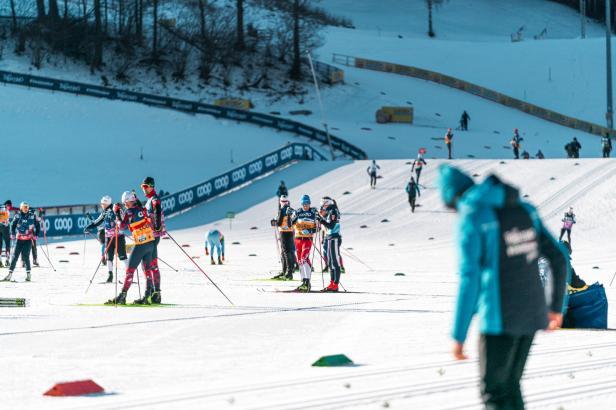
<box><xmin>130</xmin><ymin>220</ymin><xmax>155</xmax><ymax>245</ymax></box>
<box><xmin>0</xmin><ymin>211</ymin><xmax>8</xmax><ymax>223</ymax></box>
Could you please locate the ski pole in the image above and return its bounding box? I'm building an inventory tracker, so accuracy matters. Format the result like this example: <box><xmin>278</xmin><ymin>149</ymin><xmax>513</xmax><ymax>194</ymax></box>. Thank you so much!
<box><xmin>82</xmin><ymin>232</ymin><xmax>87</xmax><ymax>266</ymax></box>
<box><xmin>40</xmin><ymin>214</ymin><xmax>51</xmax><ymax>260</ymax></box>
<box><xmin>610</xmin><ymin>272</ymin><xmax>616</xmax><ymax>287</ymax></box>
<box><xmin>157</xmin><ymin>256</ymin><xmax>178</xmax><ymax>272</ymax></box>
<box><xmin>35</xmin><ymin>238</ymin><xmax>56</xmax><ymax>272</ymax></box>
<box><xmin>114</xmin><ymin>226</ymin><xmax>119</xmax><ymax>307</ymax></box>
<box><xmin>85</xmin><ymin>230</ymin><xmax>116</xmax><ymax>294</ymax></box>
<box><xmin>166</xmin><ymin>232</ymin><xmax>234</xmax><ymax>305</ymax></box>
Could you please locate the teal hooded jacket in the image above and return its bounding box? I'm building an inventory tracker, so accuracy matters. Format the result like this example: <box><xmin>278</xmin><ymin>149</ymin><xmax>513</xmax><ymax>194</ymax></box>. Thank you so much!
<box><xmin>439</xmin><ymin>166</ymin><xmax>570</xmax><ymax>343</ymax></box>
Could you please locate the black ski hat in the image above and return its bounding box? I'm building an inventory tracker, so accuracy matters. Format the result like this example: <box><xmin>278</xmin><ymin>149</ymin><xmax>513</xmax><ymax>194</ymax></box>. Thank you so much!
<box><xmin>4</xmin><ymin>200</ymin><xmax>11</xmax><ymax>206</ymax></box>
<box><xmin>142</xmin><ymin>176</ymin><xmax>155</xmax><ymax>187</ymax></box>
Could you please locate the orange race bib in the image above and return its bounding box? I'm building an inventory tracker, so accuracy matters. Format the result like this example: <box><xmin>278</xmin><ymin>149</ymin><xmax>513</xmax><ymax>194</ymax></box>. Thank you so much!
<box><xmin>130</xmin><ymin>219</ymin><xmax>154</xmax><ymax>245</ymax></box>
<box><xmin>0</xmin><ymin>211</ymin><xmax>8</xmax><ymax>224</ymax></box>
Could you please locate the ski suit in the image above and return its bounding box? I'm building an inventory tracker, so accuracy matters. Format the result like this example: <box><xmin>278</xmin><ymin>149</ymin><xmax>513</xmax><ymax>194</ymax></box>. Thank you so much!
<box><xmin>86</xmin><ymin>207</ymin><xmax>128</xmax><ymax>274</ymax></box>
<box><xmin>559</xmin><ymin>212</ymin><xmax>576</xmax><ymax>244</ymax></box>
<box><xmin>318</xmin><ymin>205</ymin><xmax>342</xmax><ymax>285</ymax></box>
<box><xmin>405</xmin><ymin>180</ymin><xmax>421</xmax><ymax>213</ymax></box>
<box><xmin>116</xmin><ymin>205</ymin><xmax>156</xmax><ymax>294</ymax></box>
<box><xmin>460</xmin><ymin>111</ymin><xmax>470</xmax><ymax>131</ymax></box>
<box><xmin>412</xmin><ymin>155</ymin><xmax>427</xmax><ymax>184</ymax></box>
<box><xmin>206</xmin><ymin>230</ymin><xmax>225</xmax><ymax>260</ymax></box>
<box><xmin>367</xmin><ymin>162</ymin><xmax>380</xmax><ymax>188</ymax></box>
<box><xmin>602</xmin><ymin>135</ymin><xmax>612</xmax><ymax>158</ymax></box>
<box><xmin>144</xmin><ymin>190</ymin><xmax>166</xmax><ymax>294</ymax></box>
<box><xmin>8</xmin><ymin>210</ymin><xmax>37</xmax><ymax>274</ymax></box>
<box><xmin>0</xmin><ymin>205</ymin><xmax>13</xmax><ymax>264</ymax></box>
<box><xmin>511</xmin><ymin>133</ymin><xmax>523</xmax><ymax>159</ymax></box>
<box><xmin>291</xmin><ymin>207</ymin><xmax>317</xmax><ymax>281</ymax></box>
<box><xmin>277</xmin><ymin>204</ymin><xmax>296</xmax><ymax>277</ymax></box>
<box><xmin>445</xmin><ymin>131</ymin><xmax>453</xmax><ymax>159</ymax></box>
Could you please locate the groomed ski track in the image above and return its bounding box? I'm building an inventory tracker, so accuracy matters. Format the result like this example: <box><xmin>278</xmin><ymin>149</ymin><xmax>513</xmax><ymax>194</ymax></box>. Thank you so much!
<box><xmin>1</xmin><ymin>159</ymin><xmax>615</xmax><ymax>409</ymax></box>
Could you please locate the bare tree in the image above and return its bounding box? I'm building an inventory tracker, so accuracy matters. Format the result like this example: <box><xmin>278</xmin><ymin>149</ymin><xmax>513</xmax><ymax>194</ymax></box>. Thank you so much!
<box><xmin>152</xmin><ymin>0</ymin><xmax>159</xmax><ymax>60</ymax></box>
<box><xmin>426</xmin><ymin>0</ymin><xmax>444</xmax><ymax>38</ymax></box>
<box><xmin>48</xmin><ymin>0</ymin><xmax>60</xmax><ymax>22</ymax></box>
<box><xmin>36</xmin><ymin>0</ymin><xmax>46</xmax><ymax>21</ymax></box>
<box><xmin>289</xmin><ymin>0</ymin><xmax>301</xmax><ymax>80</ymax></box>
<box><xmin>93</xmin><ymin>0</ymin><xmax>103</xmax><ymax>68</ymax></box>
<box><xmin>9</xmin><ymin>0</ymin><xmax>17</xmax><ymax>32</ymax></box>
<box><xmin>236</xmin><ymin>0</ymin><xmax>245</xmax><ymax>50</ymax></box>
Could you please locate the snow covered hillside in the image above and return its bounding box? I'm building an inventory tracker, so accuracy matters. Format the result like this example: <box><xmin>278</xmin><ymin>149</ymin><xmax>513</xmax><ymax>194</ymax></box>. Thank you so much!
<box><xmin>0</xmin><ymin>84</ymin><xmax>316</xmax><ymax>206</ymax></box>
<box><xmin>0</xmin><ymin>159</ymin><xmax>614</xmax><ymax>409</ymax></box>
<box><xmin>318</xmin><ymin>0</ymin><xmax>615</xmax><ymax>126</ymax></box>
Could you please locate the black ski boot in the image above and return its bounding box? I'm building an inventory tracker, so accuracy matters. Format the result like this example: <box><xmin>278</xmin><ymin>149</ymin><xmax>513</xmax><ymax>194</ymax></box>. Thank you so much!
<box><xmin>284</xmin><ymin>273</ymin><xmax>293</xmax><ymax>281</ymax></box>
<box><xmin>33</xmin><ymin>260</ymin><xmax>39</xmax><ymax>267</ymax></box>
<box><xmin>106</xmin><ymin>271</ymin><xmax>113</xmax><ymax>283</ymax></box>
<box><xmin>25</xmin><ymin>271</ymin><xmax>31</xmax><ymax>282</ymax></box>
<box><xmin>105</xmin><ymin>291</ymin><xmax>127</xmax><ymax>305</ymax></box>
<box><xmin>271</xmin><ymin>272</ymin><xmax>285</xmax><ymax>280</ymax></box>
<box><xmin>211</xmin><ymin>257</ymin><xmax>216</xmax><ymax>265</ymax></box>
<box><xmin>133</xmin><ymin>291</ymin><xmax>152</xmax><ymax>305</ymax></box>
<box><xmin>0</xmin><ymin>260</ymin><xmax>4</xmax><ymax>268</ymax></box>
<box><xmin>150</xmin><ymin>291</ymin><xmax>162</xmax><ymax>304</ymax></box>
<box><xmin>218</xmin><ymin>256</ymin><xmax>223</xmax><ymax>265</ymax></box>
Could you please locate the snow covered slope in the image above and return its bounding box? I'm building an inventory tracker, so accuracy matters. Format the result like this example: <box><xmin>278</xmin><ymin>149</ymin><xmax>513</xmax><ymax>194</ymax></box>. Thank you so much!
<box><xmin>0</xmin><ymin>84</ymin><xmax>313</xmax><ymax>206</ymax></box>
<box><xmin>0</xmin><ymin>158</ymin><xmax>614</xmax><ymax>409</ymax></box>
<box><xmin>317</xmin><ymin>0</ymin><xmax>615</xmax><ymax>126</ymax></box>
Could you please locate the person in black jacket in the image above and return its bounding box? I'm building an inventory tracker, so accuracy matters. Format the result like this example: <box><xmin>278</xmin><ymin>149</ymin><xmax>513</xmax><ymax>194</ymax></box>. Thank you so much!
<box><xmin>460</xmin><ymin>110</ymin><xmax>471</xmax><ymax>131</ymax></box>
<box><xmin>602</xmin><ymin>133</ymin><xmax>612</xmax><ymax>158</ymax></box>
<box><xmin>569</xmin><ymin>137</ymin><xmax>582</xmax><ymax>158</ymax></box>
<box><xmin>405</xmin><ymin>177</ymin><xmax>421</xmax><ymax>213</ymax></box>
<box><xmin>271</xmin><ymin>195</ymin><xmax>295</xmax><ymax>280</ymax></box>
<box><xmin>276</xmin><ymin>181</ymin><xmax>288</xmax><ymax>199</ymax></box>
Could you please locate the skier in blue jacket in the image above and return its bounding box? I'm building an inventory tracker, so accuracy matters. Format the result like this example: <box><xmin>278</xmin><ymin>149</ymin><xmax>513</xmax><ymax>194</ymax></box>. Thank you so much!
<box><xmin>438</xmin><ymin>165</ymin><xmax>570</xmax><ymax>410</ymax></box>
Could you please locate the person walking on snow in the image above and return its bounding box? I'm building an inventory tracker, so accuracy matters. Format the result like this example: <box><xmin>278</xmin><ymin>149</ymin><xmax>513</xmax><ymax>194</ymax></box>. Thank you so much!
<box><xmin>3</xmin><ymin>202</ymin><xmax>37</xmax><ymax>282</ymax></box>
<box><xmin>271</xmin><ymin>195</ymin><xmax>296</xmax><ymax>280</ymax></box>
<box><xmin>405</xmin><ymin>177</ymin><xmax>421</xmax><ymax>213</ymax></box>
<box><xmin>291</xmin><ymin>195</ymin><xmax>318</xmax><ymax>292</ymax></box>
<box><xmin>367</xmin><ymin>160</ymin><xmax>380</xmax><ymax>189</ymax></box>
<box><xmin>141</xmin><ymin>177</ymin><xmax>166</xmax><ymax>304</ymax></box>
<box><xmin>460</xmin><ymin>110</ymin><xmax>471</xmax><ymax>131</ymax></box>
<box><xmin>602</xmin><ymin>133</ymin><xmax>612</xmax><ymax>158</ymax></box>
<box><xmin>438</xmin><ymin>165</ymin><xmax>569</xmax><ymax>410</ymax></box>
<box><xmin>205</xmin><ymin>229</ymin><xmax>225</xmax><ymax>265</ymax></box>
<box><xmin>412</xmin><ymin>154</ymin><xmax>427</xmax><ymax>185</ymax></box>
<box><xmin>84</xmin><ymin>195</ymin><xmax>129</xmax><ymax>283</ymax></box>
<box><xmin>105</xmin><ymin>191</ymin><xmax>157</xmax><ymax>305</ymax></box>
<box><xmin>445</xmin><ymin>128</ymin><xmax>454</xmax><ymax>159</ymax></box>
<box><xmin>317</xmin><ymin>197</ymin><xmax>343</xmax><ymax>292</ymax></box>
<box><xmin>559</xmin><ymin>207</ymin><xmax>576</xmax><ymax>244</ymax></box>
<box><xmin>510</xmin><ymin>128</ymin><xmax>523</xmax><ymax>159</ymax></box>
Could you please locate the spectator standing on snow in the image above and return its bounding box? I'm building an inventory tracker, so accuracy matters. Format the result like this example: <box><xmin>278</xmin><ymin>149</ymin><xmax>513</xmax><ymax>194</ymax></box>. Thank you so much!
<box><xmin>460</xmin><ymin>111</ymin><xmax>471</xmax><ymax>131</ymax></box>
<box><xmin>438</xmin><ymin>165</ymin><xmax>569</xmax><ymax>410</ymax></box>
<box><xmin>602</xmin><ymin>133</ymin><xmax>612</xmax><ymax>158</ymax></box>
<box><xmin>367</xmin><ymin>160</ymin><xmax>380</xmax><ymax>189</ymax></box>
<box><xmin>569</xmin><ymin>137</ymin><xmax>582</xmax><ymax>158</ymax></box>
<box><xmin>536</xmin><ymin>150</ymin><xmax>545</xmax><ymax>159</ymax></box>
<box><xmin>445</xmin><ymin>128</ymin><xmax>454</xmax><ymax>159</ymax></box>
<box><xmin>510</xmin><ymin>128</ymin><xmax>523</xmax><ymax>159</ymax></box>
<box><xmin>522</xmin><ymin>150</ymin><xmax>530</xmax><ymax>160</ymax></box>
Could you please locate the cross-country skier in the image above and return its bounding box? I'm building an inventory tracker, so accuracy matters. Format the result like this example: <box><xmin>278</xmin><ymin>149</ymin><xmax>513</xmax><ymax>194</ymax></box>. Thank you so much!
<box><xmin>405</xmin><ymin>176</ymin><xmax>421</xmax><ymax>213</ymax></box>
<box><xmin>367</xmin><ymin>160</ymin><xmax>380</xmax><ymax>189</ymax></box>
<box><xmin>105</xmin><ymin>191</ymin><xmax>156</xmax><ymax>305</ymax></box>
<box><xmin>3</xmin><ymin>202</ymin><xmax>36</xmax><ymax>282</ymax></box>
<box><xmin>271</xmin><ymin>195</ymin><xmax>295</xmax><ymax>280</ymax></box>
<box><xmin>445</xmin><ymin>128</ymin><xmax>454</xmax><ymax>159</ymax></box>
<box><xmin>141</xmin><ymin>177</ymin><xmax>165</xmax><ymax>304</ymax></box>
<box><xmin>602</xmin><ymin>133</ymin><xmax>612</xmax><ymax>158</ymax></box>
<box><xmin>460</xmin><ymin>111</ymin><xmax>471</xmax><ymax>131</ymax></box>
<box><xmin>559</xmin><ymin>207</ymin><xmax>576</xmax><ymax>244</ymax></box>
<box><xmin>412</xmin><ymin>154</ymin><xmax>427</xmax><ymax>185</ymax></box>
<box><xmin>317</xmin><ymin>197</ymin><xmax>342</xmax><ymax>292</ymax></box>
<box><xmin>205</xmin><ymin>229</ymin><xmax>225</xmax><ymax>265</ymax></box>
<box><xmin>291</xmin><ymin>195</ymin><xmax>318</xmax><ymax>292</ymax></box>
<box><xmin>85</xmin><ymin>195</ymin><xmax>129</xmax><ymax>283</ymax></box>
<box><xmin>510</xmin><ymin>128</ymin><xmax>523</xmax><ymax>159</ymax></box>
<box><xmin>0</xmin><ymin>200</ymin><xmax>17</xmax><ymax>267</ymax></box>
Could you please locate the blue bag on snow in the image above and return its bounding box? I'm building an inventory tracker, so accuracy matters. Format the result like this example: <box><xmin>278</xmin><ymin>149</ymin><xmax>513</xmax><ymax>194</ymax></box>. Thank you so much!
<box><xmin>563</xmin><ymin>283</ymin><xmax>608</xmax><ymax>329</ymax></box>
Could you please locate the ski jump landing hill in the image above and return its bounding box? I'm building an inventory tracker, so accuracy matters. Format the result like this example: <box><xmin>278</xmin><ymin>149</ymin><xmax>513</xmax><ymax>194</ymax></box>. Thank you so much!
<box><xmin>1</xmin><ymin>159</ymin><xmax>615</xmax><ymax>410</ymax></box>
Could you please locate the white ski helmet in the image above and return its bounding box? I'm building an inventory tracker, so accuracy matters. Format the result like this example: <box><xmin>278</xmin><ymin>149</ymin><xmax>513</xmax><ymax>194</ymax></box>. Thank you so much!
<box><xmin>279</xmin><ymin>195</ymin><xmax>289</xmax><ymax>205</ymax></box>
<box><xmin>100</xmin><ymin>195</ymin><xmax>112</xmax><ymax>206</ymax></box>
<box><xmin>320</xmin><ymin>197</ymin><xmax>333</xmax><ymax>208</ymax></box>
<box><xmin>121</xmin><ymin>191</ymin><xmax>137</xmax><ymax>204</ymax></box>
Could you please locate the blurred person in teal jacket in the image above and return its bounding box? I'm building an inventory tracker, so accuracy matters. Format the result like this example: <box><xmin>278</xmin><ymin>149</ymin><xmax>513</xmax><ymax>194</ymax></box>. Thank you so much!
<box><xmin>438</xmin><ymin>165</ymin><xmax>570</xmax><ymax>410</ymax></box>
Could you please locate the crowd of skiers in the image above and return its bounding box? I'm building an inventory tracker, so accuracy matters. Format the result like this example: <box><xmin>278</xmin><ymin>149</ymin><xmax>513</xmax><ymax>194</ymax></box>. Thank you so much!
<box><xmin>82</xmin><ymin>176</ymin><xmax>166</xmax><ymax>305</ymax></box>
<box><xmin>272</xmin><ymin>181</ymin><xmax>343</xmax><ymax>292</ymax></box>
